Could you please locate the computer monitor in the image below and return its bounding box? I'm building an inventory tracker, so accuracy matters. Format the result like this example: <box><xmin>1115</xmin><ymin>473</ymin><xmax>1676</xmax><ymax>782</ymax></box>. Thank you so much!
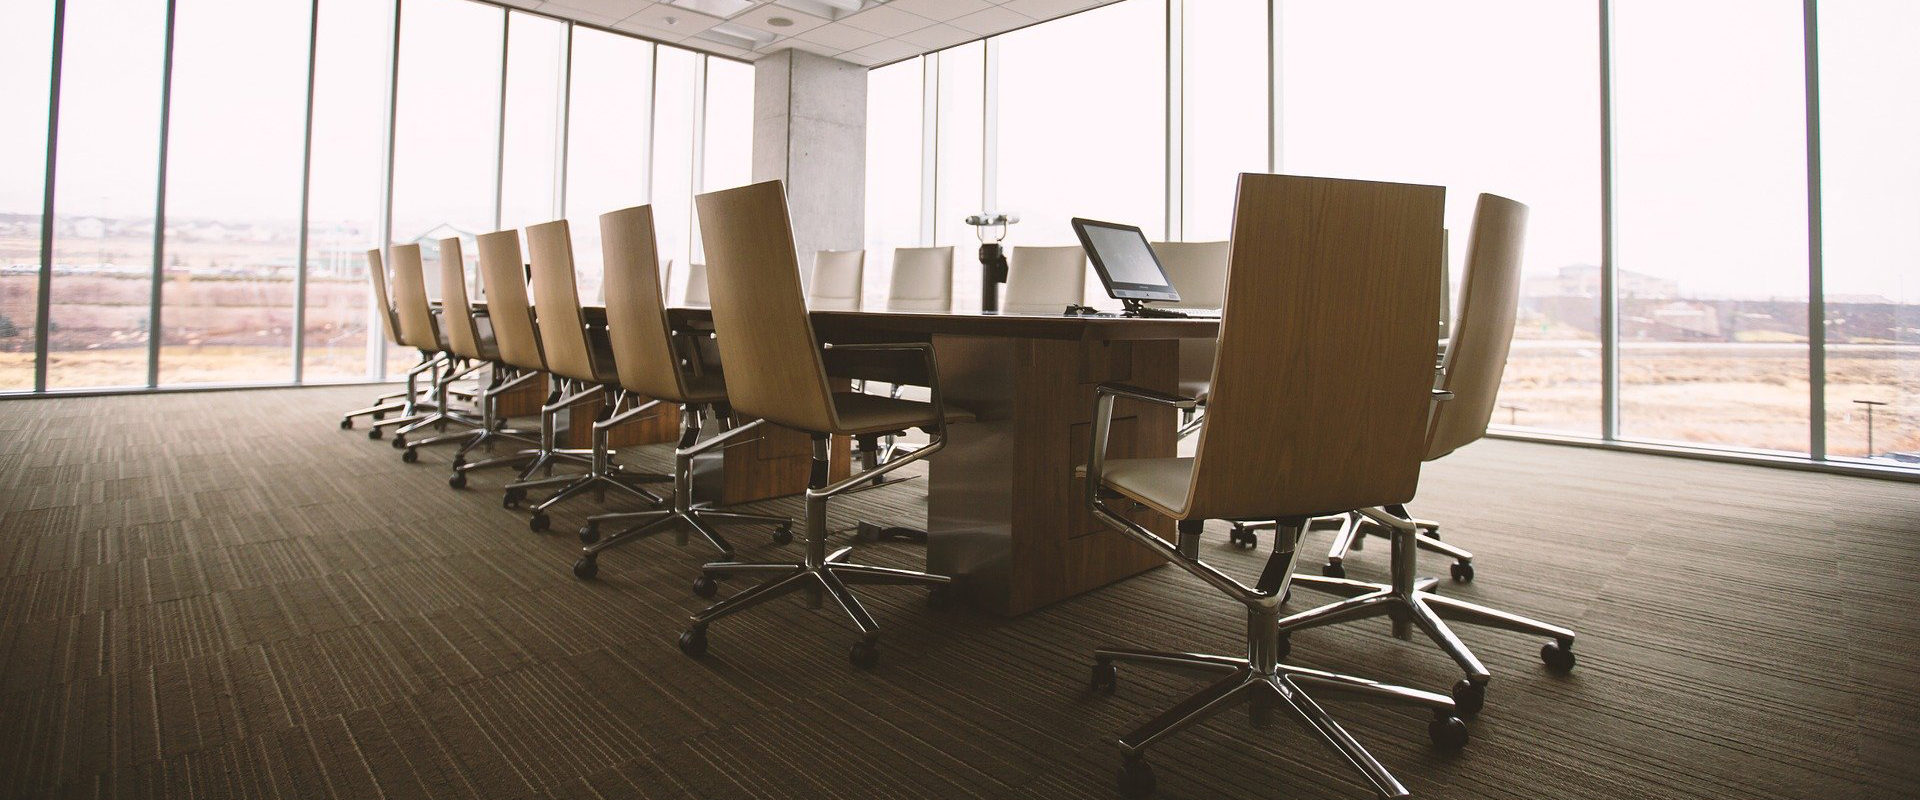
<box><xmin>1071</xmin><ymin>218</ymin><xmax>1181</xmax><ymax>305</ymax></box>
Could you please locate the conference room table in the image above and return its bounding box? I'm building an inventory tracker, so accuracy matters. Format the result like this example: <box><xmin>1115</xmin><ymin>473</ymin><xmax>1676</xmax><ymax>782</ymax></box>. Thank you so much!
<box><xmin>667</xmin><ymin>307</ymin><xmax>1220</xmax><ymax>617</ymax></box>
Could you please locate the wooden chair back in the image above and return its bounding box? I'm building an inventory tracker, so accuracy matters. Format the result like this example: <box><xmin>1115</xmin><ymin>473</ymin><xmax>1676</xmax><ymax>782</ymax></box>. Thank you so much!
<box><xmin>693</xmin><ymin>180</ymin><xmax>840</xmax><ymax>433</ymax></box>
<box><xmin>364</xmin><ymin>249</ymin><xmax>403</xmax><ymax>347</ymax></box>
<box><xmin>600</xmin><ymin>205</ymin><xmax>691</xmax><ymax>401</ymax></box>
<box><xmin>387</xmin><ymin>243</ymin><xmax>441</xmax><ymax>352</ymax></box>
<box><xmin>1427</xmin><ymin>194</ymin><xmax>1529</xmax><ymax>461</ymax></box>
<box><xmin>475</xmin><ymin>230</ymin><xmax>545</xmax><ymax>372</ymax></box>
<box><xmin>1151</xmin><ymin>240</ymin><xmax>1229</xmax><ymax>309</ymax></box>
<box><xmin>886</xmin><ymin>246</ymin><xmax>954</xmax><ymax>312</ymax></box>
<box><xmin>808</xmin><ymin>249</ymin><xmax>865</xmax><ymax>311</ymax></box>
<box><xmin>524</xmin><ymin>220</ymin><xmax>605</xmax><ymax>384</ymax></box>
<box><xmin>436</xmin><ymin>238</ymin><xmax>485</xmax><ymax>361</ymax></box>
<box><xmin>1184</xmin><ymin>174</ymin><xmax>1446</xmax><ymax>520</ymax></box>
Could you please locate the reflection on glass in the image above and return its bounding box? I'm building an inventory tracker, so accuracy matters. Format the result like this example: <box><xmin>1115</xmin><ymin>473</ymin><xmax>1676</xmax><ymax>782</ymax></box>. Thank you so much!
<box><xmin>646</xmin><ymin>47</ymin><xmax>698</xmax><ymax>307</ymax></box>
<box><xmin>389</xmin><ymin>0</ymin><xmax>502</xmax><ymax>375</ymax></box>
<box><xmin>304</xmin><ymin>0</ymin><xmax>394</xmax><ymax>382</ymax></box>
<box><xmin>46</xmin><ymin>0</ymin><xmax>168</xmax><ymax>388</ymax></box>
<box><xmin>0</xmin><ymin>0</ymin><xmax>54</xmax><ymax>389</ymax></box>
<box><xmin>935</xmin><ymin>42</ymin><xmax>984</xmax><ymax>312</ymax></box>
<box><xmin>499</xmin><ymin>10</ymin><xmax>567</xmax><ymax>233</ymax></box>
<box><xmin>1818</xmin><ymin>0</ymin><xmax>1920</xmax><ymax>464</ymax></box>
<box><xmin>1182</xmin><ymin>0</ymin><xmax>1264</xmax><ymax>242</ymax></box>
<box><xmin>863</xmin><ymin>59</ymin><xmax>923</xmax><ymax>311</ymax></box>
<box><xmin>1613</xmin><ymin>0</ymin><xmax>1809</xmax><ymax>453</ymax></box>
<box><xmin>1279</xmin><ymin>0</ymin><xmax>1602</xmax><ymax>436</ymax></box>
<box><xmin>159</xmin><ymin>0</ymin><xmax>309</xmax><ymax>385</ymax></box>
<box><xmin>566</xmin><ymin>28</ymin><xmax>653</xmax><ymax>299</ymax></box>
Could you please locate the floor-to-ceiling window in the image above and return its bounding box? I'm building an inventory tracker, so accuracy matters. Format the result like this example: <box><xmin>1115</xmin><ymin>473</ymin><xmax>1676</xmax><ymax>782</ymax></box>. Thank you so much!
<box><xmin>564</xmin><ymin>28</ymin><xmax>653</xmax><ymax>300</ymax></box>
<box><xmin>934</xmin><ymin>42</ymin><xmax>986</xmax><ymax>312</ymax></box>
<box><xmin>158</xmin><ymin>0</ymin><xmax>311</xmax><ymax>385</ymax></box>
<box><xmin>498</xmin><ymin>10</ymin><xmax>568</xmax><ymax>234</ymax></box>
<box><xmin>1613</xmin><ymin>0</ymin><xmax>1810</xmax><ymax>454</ymax></box>
<box><xmin>863</xmin><ymin>58</ymin><xmax>925</xmax><ymax>310</ymax></box>
<box><xmin>0</xmin><ymin>0</ymin><xmax>55</xmax><ymax>389</ymax></box>
<box><xmin>1816</xmin><ymin>0</ymin><xmax>1919</xmax><ymax>465</ymax></box>
<box><xmin>45</xmin><ymin>0</ymin><xmax>170</xmax><ymax>389</ymax></box>
<box><xmin>1181</xmin><ymin>0</ymin><xmax>1266</xmax><ymax>242</ymax></box>
<box><xmin>650</xmin><ymin>47</ymin><xmax>699</xmax><ymax>300</ymax></box>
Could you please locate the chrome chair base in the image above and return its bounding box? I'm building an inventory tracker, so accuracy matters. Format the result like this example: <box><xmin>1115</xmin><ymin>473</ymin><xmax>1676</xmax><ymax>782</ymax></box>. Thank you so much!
<box><xmin>573</xmin><ymin>407</ymin><xmax>795</xmax><ymax>578</ymax></box>
<box><xmin>1093</xmin><ymin>614</ymin><xmax>1466</xmax><ymax>800</ymax></box>
<box><xmin>1233</xmin><ymin>507</ymin><xmax>1475</xmax><ymax>581</ymax></box>
<box><xmin>1280</xmin><ymin>508</ymin><xmax>1577</xmax><ymax>716</ymax></box>
<box><xmin>495</xmin><ymin>381</ymin><xmax>669</xmax><ymax>532</ymax></box>
<box><xmin>681</xmin><ymin>428</ymin><xmax>951</xmax><ymax>670</ymax></box>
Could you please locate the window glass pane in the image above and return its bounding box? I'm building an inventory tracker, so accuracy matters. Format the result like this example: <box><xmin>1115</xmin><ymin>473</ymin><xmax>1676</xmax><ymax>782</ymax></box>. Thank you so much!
<box><xmin>47</xmin><ymin>0</ymin><xmax>168</xmax><ymax>389</ymax></box>
<box><xmin>692</xmin><ymin>55</ymin><xmax>751</xmax><ymax>302</ymax></box>
<box><xmin>1279</xmin><ymin>0</ymin><xmax>1602</xmax><ymax>436</ymax></box>
<box><xmin>498</xmin><ymin>11</ymin><xmax>567</xmax><ymax>233</ymax></box>
<box><xmin>864</xmin><ymin>58</ymin><xmax>924</xmax><ymax>311</ymax></box>
<box><xmin>996</xmin><ymin>0</ymin><xmax>1165</xmax><ymax>307</ymax></box>
<box><xmin>1613</xmin><ymin>0</ymin><xmax>1809</xmax><ymax>453</ymax></box>
<box><xmin>304</xmin><ymin>0</ymin><xmax>393</xmax><ymax>382</ymax></box>
<box><xmin>1818</xmin><ymin>0</ymin><xmax>1920</xmax><ymax>466</ymax></box>
<box><xmin>0</xmin><ymin>0</ymin><xmax>54</xmax><ymax>389</ymax></box>
<box><xmin>647</xmin><ymin>47</ymin><xmax>698</xmax><ymax>306</ymax></box>
<box><xmin>565</xmin><ymin>27</ymin><xmax>652</xmax><ymax>301</ymax></box>
<box><xmin>158</xmin><ymin>0</ymin><xmax>309</xmax><ymax>385</ymax></box>
<box><xmin>934</xmin><ymin>42</ymin><xmax>984</xmax><ymax>312</ymax></box>
<box><xmin>1182</xmin><ymin>0</ymin><xmax>1265</xmax><ymax>242</ymax></box>
<box><xmin>388</xmin><ymin>0</ymin><xmax>502</xmax><ymax>376</ymax></box>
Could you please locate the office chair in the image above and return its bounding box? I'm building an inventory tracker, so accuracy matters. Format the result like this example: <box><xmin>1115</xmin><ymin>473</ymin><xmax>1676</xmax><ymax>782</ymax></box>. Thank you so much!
<box><xmin>382</xmin><ymin>243</ymin><xmax>485</xmax><ymax>452</ymax></box>
<box><xmin>885</xmin><ymin>246</ymin><xmax>954</xmax><ymax>312</ymax></box>
<box><xmin>397</xmin><ymin>237</ymin><xmax>541</xmax><ymax>475</ymax></box>
<box><xmin>1279</xmin><ymin>194</ymin><xmax>1578</xmax><ymax>719</ymax></box>
<box><xmin>807</xmin><ymin>249</ymin><xmax>865</xmax><ymax>311</ymax></box>
<box><xmin>499</xmin><ymin>220</ymin><xmax>671</xmax><ymax>532</ymax></box>
<box><xmin>682</xmin><ymin>179</ymin><xmax>968</xmax><ymax>669</ymax></box>
<box><xmin>1001</xmin><ymin>245</ymin><xmax>1087</xmax><ymax>315</ymax></box>
<box><xmin>447</xmin><ymin>230</ymin><xmax>574</xmax><ymax>488</ymax></box>
<box><xmin>1150</xmin><ymin>240</ymin><xmax>1228</xmax><ymax>440</ymax></box>
<box><xmin>339</xmin><ymin>248</ymin><xmax>445</xmax><ymax>435</ymax></box>
<box><xmin>570</xmin><ymin>205</ymin><xmax>796</xmax><ymax>579</ymax></box>
<box><xmin>1085</xmin><ymin>174</ymin><xmax>1466</xmax><ymax>800</ymax></box>
<box><xmin>681</xmin><ymin>262</ymin><xmax>711</xmax><ymax>307</ymax></box>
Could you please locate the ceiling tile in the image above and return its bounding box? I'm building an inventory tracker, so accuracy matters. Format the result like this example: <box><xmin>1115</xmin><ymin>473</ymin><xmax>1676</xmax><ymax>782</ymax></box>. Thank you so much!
<box><xmin>1000</xmin><ymin>0</ymin><xmax>1105</xmax><ymax>23</ymax></box>
<box><xmin>795</xmin><ymin>22</ymin><xmax>886</xmax><ymax>51</ymax></box>
<box><xmin>845</xmin><ymin>37</ymin><xmax>921</xmax><ymax>64</ymax></box>
<box><xmin>834</xmin><ymin>49</ymin><xmax>884</xmax><ymax>67</ymax></box>
<box><xmin>949</xmin><ymin>5</ymin><xmax>1031</xmax><ymax>36</ymax></box>
<box><xmin>773</xmin><ymin>36</ymin><xmax>849</xmax><ymax>57</ymax></box>
<box><xmin>884</xmin><ymin>0</ymin><xmax>990</xmax><ymax>23</ymax></box>
<box><xmin>897</xmin><ymin>23</ymin><xmax>973</xmax><ymax>51</ymax></box>
<box><xmin>614</xmin><ymin>19</ymin><xmax>691</xmax><ymax>41</ymax></box>
<box><xmin>540</xmin><ymin>2</ymin><xmax>627</xmax><ymax>27</ymax></box>
<box><xmin>497</xmin><ymin>0</ymin><xmax>548</xmax><ymax>11</ymax></box>
<box><xmin>731</xmin><ymin>3</ymin><xmax>829</xmax><ymax>37</ymax></box>
<box><xmin>550</xmin><ymin>0</ymin><xmax>655</xmax><ymax>21</ymax></box>
<box><xmin>840</xmin><ymin>5</ymin><xmax>935</xmax><ymax>37</ymax></box>
<box><xmin>626</xmin><ymin>3</ymin><xmax>722</xmax><ymax>34</ymax></box>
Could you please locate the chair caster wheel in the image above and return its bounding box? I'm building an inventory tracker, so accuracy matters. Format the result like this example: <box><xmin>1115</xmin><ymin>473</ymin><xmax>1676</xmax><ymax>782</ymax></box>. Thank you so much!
<box><xmin>1451</xmin><ymin>561</ymin><xmax>1474</xmax><ymax>582</ymax></box>
<box><xmin>503</xmin><ymin>488</ymin><xmax>525</xmax><ymax>509</ymax></box>
<box><xmin>1116</xmin><ymin>757</ymin><xmax>1155</xmax><ymax>799</ymax></box>
<box><xmin>573</xmin><ymin>556</ymin><xmax>598</xmax><ymax>580</ymax></box>
<box><xmin>771</xmin><ymin>522</ymin><xmax>793</xmax><ymax>546</ymax></box>
<box><xmin>855</xmin><ymin>523</ymin><xmax>877</xmax><ymax>543</ymax></box>
<box><xmin>1322</xmin><ymin>562</ymin><xmax>1346</xmax><ymax>579</ymax></box>
<box><xmin>1227</xmin><ymin>525</ymin><xmax>1258</xmax><ymax>549</ymax></box>
<box><xmin>1428</xmin><ymin>714</ymin><xmax>1469</xmax><ymax>750</ymax></box>
<box><xmin>1452</xmin><ymin>679</ymin><xmax>1486</xmax><ymax>717</ymax></box>
<box><xmin>848</xmin><ymin>640</ymin><xmax>879</xmax><ymax>670</ymax></box>
<box><xmin>1090</xmin><ymin>661</ymin><xmax>1117</xmax><ymax>694</ymax></box>
<box><xmin>391</xmin><ymin>434</ymin><xmax>406</xmax><ymax>450</ymax></box>
<box><xmin>372</xmin><ymin>411</ymin><xmax>385</xmax><ymax>421</ymax></box>
<box><xmin>1541</xmin><ymin>639</ymin><xmax>1576</xmax><ymax>672</ymax></box>
<box><xmin>692</xmin><ymin>575</ymin><xmax>718</xmax><ymax>598</ymax></box>
<box><xmin>339</xmin><ymin>419</ymin><xmax>353</xmax><ymax>430</ymax></box>
<box><xmin>368</xmin><ymin>428</ymin><xmax>383</xmax><ymax>440</ymax></box>
<box><xmin>1276</xmin><ymin>633</ymin><xmax>1291</xmax><ymax>661</ymax></box>
<box><xmin>401</xmin><ymin>448</ymin><xmax>418</xmax><ymax>463</ymax></box>
<box><xmin>451</xmin><ymin>455</ymin><xmax>465</xmax><ymax>470</ymax></box>
<box><xmin>447</xmin><ymin>472</ymin><xmax>467</xmax><ymax>490</ymax></box>
<box><xmin>578</xmin><ymin>522</ymin><xmax>599</xmax><ymax>544</ymax></box>
<box><xmin>678</xmin><ymin>627</ymin><xmax>707</xmax><ymax>658</ymax></box>
<box><xmin>529</xmin><ymin>513</ymin><xmax>550</xmax><ymax>533</ymax></box>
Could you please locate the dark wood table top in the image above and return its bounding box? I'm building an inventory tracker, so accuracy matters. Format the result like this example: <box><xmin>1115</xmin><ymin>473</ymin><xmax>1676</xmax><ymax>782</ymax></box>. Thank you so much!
<box><xmin>667</xmin><ymin>308</ymin><xmax>1219</xmax><ymax>342</ymax></box>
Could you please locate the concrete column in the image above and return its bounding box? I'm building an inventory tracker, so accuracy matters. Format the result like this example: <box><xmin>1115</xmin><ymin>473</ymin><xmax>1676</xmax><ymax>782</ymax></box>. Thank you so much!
<box><xmin>753</xmin><ymin>49</ymin><xmax>866</xmax><ymax>282</ymax></box>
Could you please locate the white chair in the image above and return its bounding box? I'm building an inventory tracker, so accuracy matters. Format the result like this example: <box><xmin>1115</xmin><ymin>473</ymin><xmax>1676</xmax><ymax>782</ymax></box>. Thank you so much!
<box><xmin>1151</xmin><ymin>241</ymin><xmax>1229</xmax><ymax>410</ymax></box>
<box><xmin>885</xmin><ymin>246</ymin><xmax>955</xmax><ymax>312</ymax></box>
<box><xmin>1001</xmin><ymin>245</ymin><xmax>1087</xmax><ymax>315</ymax></box>
<box><xmin>807</xmin><ymin>249</ymin><xmax>865</xmax><ymax>311</ymax></box>
<box><xmin>682</xmin><ymin>262</ymin><xmax>710</xmax><ymax>307</ymax></box>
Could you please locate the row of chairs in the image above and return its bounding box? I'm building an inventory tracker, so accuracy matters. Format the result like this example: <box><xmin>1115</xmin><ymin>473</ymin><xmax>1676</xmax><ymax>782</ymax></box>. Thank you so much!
<box><xmin>338</xmin><ymin>175</ymin><xmax>1575</xmax><ymax>799</ymax></box>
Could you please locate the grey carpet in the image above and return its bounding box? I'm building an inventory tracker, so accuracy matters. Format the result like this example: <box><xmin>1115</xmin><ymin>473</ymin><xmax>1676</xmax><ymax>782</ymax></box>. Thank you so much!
<box><xmin>1</xmin><ymin>385</ymin><xmax>1916</xmax><ymax>799</ymax></box>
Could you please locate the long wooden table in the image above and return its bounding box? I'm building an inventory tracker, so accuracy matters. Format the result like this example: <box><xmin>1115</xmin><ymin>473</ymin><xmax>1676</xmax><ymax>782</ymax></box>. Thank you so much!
<box><xmin>676</xmin><ymin>309</ymin><xmax>1220</xmax><ymax>616</ymax></box>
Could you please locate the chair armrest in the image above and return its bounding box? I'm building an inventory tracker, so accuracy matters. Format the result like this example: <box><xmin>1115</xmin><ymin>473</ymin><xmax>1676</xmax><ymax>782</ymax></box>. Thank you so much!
<box><xmin>1432</xmin><ymin>389</ymin><xmax>1454</xmax><ymax>402</ymax></box>
<box><xmin>821</xmin><ymin>341</ymin><xmax>948</xmax><ymax>428</ymax></box>
<box><xmin>1096</xmin><ymin>382</ymin><xmax>1200</xmax><ymax>410</ymax></box>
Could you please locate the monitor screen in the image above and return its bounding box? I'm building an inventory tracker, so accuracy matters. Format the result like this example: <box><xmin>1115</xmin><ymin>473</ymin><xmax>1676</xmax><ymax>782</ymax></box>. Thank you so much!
<box><xmin>1072</xmin><ymin>218</ymin><xmax>1181</xmax><ymax>303</ymax></box>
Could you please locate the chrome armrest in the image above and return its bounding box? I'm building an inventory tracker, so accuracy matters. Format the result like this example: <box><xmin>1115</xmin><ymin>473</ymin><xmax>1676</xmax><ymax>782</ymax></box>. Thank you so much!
<box><xmin>1095</xmin><ymin>382</ymin><xmax>1200</xmax><ymax>410</ymax></box>
<box><xmin>1432</xmin><ymin>389</ymin><xmax>1455</xmax><ymax>402</ymax></box>
<box><xmin>815</xmin><ymin>341</ymin><xmax>949</xmax><ymax>499</ymax></box>
<box><xmin>1085</xmin><ymin>383</ymin><xmax>1195</xmax><ymax>514</ymax></box>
